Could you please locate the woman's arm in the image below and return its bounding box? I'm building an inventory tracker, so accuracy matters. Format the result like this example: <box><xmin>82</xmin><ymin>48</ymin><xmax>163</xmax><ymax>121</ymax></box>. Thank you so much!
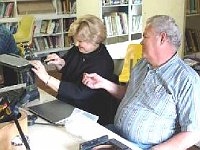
<box><xmin>30</xmin><ymin>60</ymin><xmax>60</xmax><ymax>92</ymax></box>
<box><xmin>82</xmin><ymin>73</ymin><xmax>127</xmax><ymax>100</ymax></box>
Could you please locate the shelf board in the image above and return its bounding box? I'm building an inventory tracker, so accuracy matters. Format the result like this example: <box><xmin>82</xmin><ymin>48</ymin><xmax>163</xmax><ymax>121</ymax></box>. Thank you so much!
<box><xmin>26</xmin><ymin>14</ymin><xmax>76</xmax><ymax>20</ymax></box>
<box><xmin>0</xmin><ymin>18</ymin><xmax>19</xmax><ymax>23</ymax></box>
<box><xmin>107</xmin><ymin>34</ymin><xmax>128</xmax><ymax>38</ymax></box>
<box><xmin>131</xmin><ymin>3</ymin><xmax>142</xmax><ymax>6</ymax></box>
<box><xmin>186</xmin><ymin>13</ymin><xmax>200</xmax><ymax>17</ymax></box>
<box><xmin>34</xmin><ymin>33</ymin><xmax>62</xmax><ymax>37</ymax></box>
<box><xmin>102</xmin><ymin>4</ymin><xmax>128</xmax><ymax>8</ymax></box>
<box><xmin>33</xmin><ymin>47</ymin><xmax>71</xmax><ymax>57</ymax></box>
<box><xmin>0</xmin><ymin>0</ymin><xmax>15</xmax><ymax>2</ymax></box>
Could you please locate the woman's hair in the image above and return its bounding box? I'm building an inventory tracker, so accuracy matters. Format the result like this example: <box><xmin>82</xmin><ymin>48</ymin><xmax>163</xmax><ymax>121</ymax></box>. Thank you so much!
<box><xmin>68</xmin><ymin>14</ymin><xmax>106</xmax><ymax>44</ymax></box>
<box><xmin>146</xmin><ymin>15</ymin><xmax>181</xmax><ymax>50</ymax></box>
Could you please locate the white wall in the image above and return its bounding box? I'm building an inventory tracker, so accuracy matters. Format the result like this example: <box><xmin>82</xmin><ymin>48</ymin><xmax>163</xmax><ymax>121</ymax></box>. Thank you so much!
<box><xmin>76</xmin><ymin>0</ymin><xmax>101</xmax><ymax>18</ymax></box>
<box><xmin>142</xmin><ymin>0</ymin><xmax>186</xmax><ymax>57</ymax></box>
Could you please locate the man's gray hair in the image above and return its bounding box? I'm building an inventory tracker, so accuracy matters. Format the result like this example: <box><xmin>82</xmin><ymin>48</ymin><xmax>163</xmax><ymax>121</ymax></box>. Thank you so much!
<box><xmin>146</xmin><ymin>15</ymin><xmax>181</xmax><ymax>50</ymax></box>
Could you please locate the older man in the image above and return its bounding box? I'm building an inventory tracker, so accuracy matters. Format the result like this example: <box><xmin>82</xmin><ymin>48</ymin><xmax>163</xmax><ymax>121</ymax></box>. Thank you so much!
<box><xmin>82</xmin><ymin>15</ymin><xmax>200</xmax><ymax>149</ymax></box>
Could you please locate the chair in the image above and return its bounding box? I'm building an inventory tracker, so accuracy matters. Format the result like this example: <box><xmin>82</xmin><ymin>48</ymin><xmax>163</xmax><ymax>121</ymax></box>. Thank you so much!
<box><xmin>13</xmin><ymin>15</ymin><xmax>35</xmax><ymax>58</ymax></box>
<box><xmin>119</xmin><ymin>44</ymin><xmax>142</xmax><ymax>83</ymax></box>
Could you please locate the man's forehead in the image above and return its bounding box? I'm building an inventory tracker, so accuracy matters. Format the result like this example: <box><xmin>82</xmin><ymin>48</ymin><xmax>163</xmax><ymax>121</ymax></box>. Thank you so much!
<box><xmin>144</xmin><ymin>25</ymin><xmax>155</xmax><ymax>35</ymax></box>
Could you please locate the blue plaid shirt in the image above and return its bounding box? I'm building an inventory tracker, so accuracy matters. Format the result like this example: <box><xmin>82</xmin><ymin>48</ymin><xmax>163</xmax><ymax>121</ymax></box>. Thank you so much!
<box><xmin>0</xmin><ymin>24</ymin><xmax>18</xmax><ymax>55</ymax></box>
<box><xmin>114</xmin><ymin>54</ymin><xmax>200</xmax><ymax>149</ymax></box>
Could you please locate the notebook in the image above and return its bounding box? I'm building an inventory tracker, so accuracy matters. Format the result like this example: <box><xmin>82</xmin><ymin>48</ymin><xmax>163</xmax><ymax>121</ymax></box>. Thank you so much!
<box><xmin>28</xmin><ymin>100</ymin><xmax>75</xmax><ymax>124</ymax></box>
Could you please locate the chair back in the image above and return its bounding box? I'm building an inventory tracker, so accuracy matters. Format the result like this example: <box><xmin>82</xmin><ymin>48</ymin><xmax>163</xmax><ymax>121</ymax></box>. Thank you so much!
<box><xmin>14</xmin><ymin>15</ymin><xmax>35</xmax><ymax>44</ymax></box>
<box><xmin>119</xmin><ymin>44</ymin><xmax>142</xmax><ymax>83</ymax></box>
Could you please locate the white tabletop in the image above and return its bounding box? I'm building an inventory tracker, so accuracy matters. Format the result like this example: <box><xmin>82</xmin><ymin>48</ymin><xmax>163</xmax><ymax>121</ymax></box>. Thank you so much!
<box><xmin>26</xmin><ymin>89</ymin><xmax>141</xmax><ymax>150</ymax></box>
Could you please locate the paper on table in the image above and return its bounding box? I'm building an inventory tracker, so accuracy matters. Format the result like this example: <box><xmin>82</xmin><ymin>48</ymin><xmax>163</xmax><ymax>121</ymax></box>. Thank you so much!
<box><xmin>56</xmin><ymin>108</ymin><xmax>99</xmax><ymax>140</ymax></box>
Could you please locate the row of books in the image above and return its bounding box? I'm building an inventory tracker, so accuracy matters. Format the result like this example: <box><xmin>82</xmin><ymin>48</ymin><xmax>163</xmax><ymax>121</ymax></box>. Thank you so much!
<box><xmin>34</xmin><ymin>19</ymin><xmax>61</xmax><ymax>35</ymax></box>
<box><xmin>186</xmin><ymin>0</ymin><xmax>200</xmax><ymax>15</ymax></box>
<box><xmin>64</xmin><ymin>34</ymin><xmax>72</xmax><ymax>47</ymax></box>
<box><xmin>104</xmin><ymin>12</ymin><xmax>128</xmax><ymax>37</ymax></box>
<box><xmin>185</xmin><ymin>28</ymin><xmax>200</xmax><ymax>54</ymax></box>
<box><xmin>132</xmin><ymin>0</ymin><xmax>142</xmax><ymax>4</ymax></box>
<box><xmin>102</xmin><ymin>0</ymin><xmax>128</xmax><ymax>6</ymax></box>
<box><xmin>33</xmin><ymin>36</ymin><xmax>61</xmax><ymax>52</ymax></box>
<box><xmin>0</xmin><ymin>2</ymin><xmax>14</xmax><ymax>18</ymax></box>
<box><xmin>3</xmin><ymin>22</ymin><xmax>18</xmax><ymax>34</ymax></box>
<box><xmin>57</xmin><ymin>0</ymin><xmax>76</xmax><ymax>14</ymax></box>
<box><xmin>131</xmin><ymin>15</ymin><xmax>142</xmax><ymax>34</ymax></box>
<box><xmin>63</xmin><ymin>18</ymin><xmax>76</xmax><ymax>32</ymax></box>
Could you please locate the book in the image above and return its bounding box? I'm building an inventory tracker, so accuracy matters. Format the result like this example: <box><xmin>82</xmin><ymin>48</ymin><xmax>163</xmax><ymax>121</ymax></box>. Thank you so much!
<box><xmin>33</xmin><ymin>38</ymin><xmax>41</xmax><ymax>51</ymax></box>
<box><xmin>185</xmin><ymin>29</ymin><xmax>194</xmax><ymax>53</ymax></box>
<box><xmin>61</xmin><ymin>0</ymin><xmax>67</xmax><ymax>14</ymax></box>
<box><xmin>4</xmin><ymin>2</ymin><xmax>14</xmax><ymax>18</ymax></box>
<box><xmin>104</xmin><ymin>16</ymin><xmax>112</xmax><ymax>36</ymax></box>
<box><xmin>63</xmin><ymin>18</ymin><xmax>75</xmax><ymax>32</ymax></box>
<box><xmin>43</xmin><ymin>37</ymin><xmax>49</xmax><ymax>49</ymax></box>
<box><xmin>53</xmin><ymin>20</ymin><xmax>60</xmax><ymax>33</ymax></box>
<box><xmin>191</xmin><ymin>29</ymin><xmax>199</xmax><ymax>52</ymax></box>
<box><xmin>70</xmin><ymin>1</ymin><xmax>76</xmax><ymax>14</ymax></box>
<box><xmin>47</xmin><ymin>36</ymin><xmax>53</xmax><ymax>48</ymax></box>
<box><xmin>64</xmin><ymin>35</ymin><xmax>70</xmax><ymax>47</ymax></box>
<box><xmin>196</xmin><ymin>29</ymin><xmax>200</xmax><ymax>52</ymax></box>
<box><xmin>40</xmin><ymin>20</ymin><xmax>49</xmax><ymax>34</ymax></box>
<box><xmin>0</xmin><ymin>3</ymin><xmax>6</xmax><ymax>18</ymax></box>
<box><xmin>37</xmin><ymin>37</ymin><xmax>46</xmax><ymax>51</ymax></box>
<box><xmin>185</xmin><ymin>28</ymin><xmax>197</xmax><ymax>53</ymax></box>
<box><xmin>118</xmin><ymin>12</ymin><xmax>128</xmax><ymax>34</ymax></box>
<box><xmin>65</xmin><ymin>0</ymin><xmax>71</xmax><ymax>13</ymax></box>
<box><xmin>34</xmin><ymin>20</ymin><xmax>42</xmax><ymax>35</ymax></box>
<box><xmin>47</xmin><ymin>20</ymin><xmax>56</xmax><ymax>34</ymax></box>
<box><xmin>56</xmin><ymin>0</ymin><xmax>62</xmax><ymax>14</ymax></box>
<box><xmin>55</xmin><ymin>36</ymin><xmax>60</xmax><ymax>48</ymax></box>
<box><xmin>110</xmin><ymin>12</ymin><xmax>118</xmax><ymax>36</ymax></box>
<box><xmin>17</xmin><ymin>1</ymin><xmax>55</xmax><ymax>15</ymax></box>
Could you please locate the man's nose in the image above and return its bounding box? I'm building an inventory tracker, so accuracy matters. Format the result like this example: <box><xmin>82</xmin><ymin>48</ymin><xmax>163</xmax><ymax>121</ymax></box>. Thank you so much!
<box><xmin>140</xmin><ymin>39</ymin><xmax>143</xmax><ymax>45</ymax></box>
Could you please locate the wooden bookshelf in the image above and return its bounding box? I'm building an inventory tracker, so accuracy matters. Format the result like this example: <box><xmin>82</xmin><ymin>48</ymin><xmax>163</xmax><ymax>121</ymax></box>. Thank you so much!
<box><xmin>185</xmin><ymin>0</ymin><xmax>200</xmax><ymax>56</ymax></box>
<box><xmin>0</xmin><ymin>0</ymin><xmax>76</xmax><ymax>59</ymax></box>
<box><xmin>76</xmin><ymin>0</ymin><xmax>185</xmax><ymax>59</ymax></box>
<box><xmin>77</xmin><ymin>0</ymin><xmax>142</xmax><ymax>45</ymax></box>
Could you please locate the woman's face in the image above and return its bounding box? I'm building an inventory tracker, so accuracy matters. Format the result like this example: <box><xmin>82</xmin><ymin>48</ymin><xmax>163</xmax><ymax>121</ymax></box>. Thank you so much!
<box><xmin>74</xmin><ymin>39</ymin><xmax>99</xmax><ymax>54</ymax></box>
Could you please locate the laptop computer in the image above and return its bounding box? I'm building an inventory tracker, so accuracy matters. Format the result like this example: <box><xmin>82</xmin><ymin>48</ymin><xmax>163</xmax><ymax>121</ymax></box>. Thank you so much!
<box><xmin>28</xmin><ymin>100</ymin><xmax>75</xmax><ymax>125</ymax></box>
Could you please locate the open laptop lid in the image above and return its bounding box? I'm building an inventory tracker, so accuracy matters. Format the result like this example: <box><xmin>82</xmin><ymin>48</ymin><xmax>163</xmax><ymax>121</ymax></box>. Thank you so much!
<box><xmin>28</xmin><ymin>100</ymin><xmax>75</xmax><ymax>124</ymax></box>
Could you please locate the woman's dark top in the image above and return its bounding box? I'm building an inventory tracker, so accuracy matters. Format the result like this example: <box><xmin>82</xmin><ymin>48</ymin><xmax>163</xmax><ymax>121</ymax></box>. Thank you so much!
<box><xmin>57</xmin><ymin>44</ymin><xmax>118</xmax><ymax>125</ymax></box>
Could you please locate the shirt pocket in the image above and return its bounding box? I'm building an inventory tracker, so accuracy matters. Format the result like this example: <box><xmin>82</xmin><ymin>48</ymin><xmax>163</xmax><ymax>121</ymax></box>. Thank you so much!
<box><xmin>142</xmin><ymin>85</ymin><xmax>175</xmax><ymax>117</ymax></box>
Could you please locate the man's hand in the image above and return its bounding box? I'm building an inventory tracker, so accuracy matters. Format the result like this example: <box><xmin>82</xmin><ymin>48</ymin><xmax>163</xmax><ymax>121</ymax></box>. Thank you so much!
<box><xmin>82</xmin><ymin>73</ymin><xmax>105</xmax><ymax>89</ymax></box>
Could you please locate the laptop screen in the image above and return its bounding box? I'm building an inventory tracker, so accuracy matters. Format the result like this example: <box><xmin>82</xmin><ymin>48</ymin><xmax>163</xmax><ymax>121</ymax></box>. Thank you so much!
<box><xmin>28</xmin><ymin>100</ymin><xmax>75</xmax><ymax>124</ymax></box>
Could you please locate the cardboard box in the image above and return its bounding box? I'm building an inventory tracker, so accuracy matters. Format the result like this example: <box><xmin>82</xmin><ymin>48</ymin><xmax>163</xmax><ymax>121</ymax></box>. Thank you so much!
<box><xmin>17</xmin><ymin>1</ymin><xmax>55</xmax><ymax>15</ymax></box>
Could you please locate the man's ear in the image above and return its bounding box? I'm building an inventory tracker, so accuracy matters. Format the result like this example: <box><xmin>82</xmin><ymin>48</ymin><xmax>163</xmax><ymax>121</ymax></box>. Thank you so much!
<box><xmin>160</xmin><ymin>32</ymin><xmax>167</xmax><ymax>44</ymax></box>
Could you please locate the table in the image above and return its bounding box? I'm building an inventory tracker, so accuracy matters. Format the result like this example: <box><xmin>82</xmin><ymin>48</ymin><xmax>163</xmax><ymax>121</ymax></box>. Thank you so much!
<box><xmin>26</xmin><ymin>89</ymin><xmax>142</xmax><ymax>150</ymax></box>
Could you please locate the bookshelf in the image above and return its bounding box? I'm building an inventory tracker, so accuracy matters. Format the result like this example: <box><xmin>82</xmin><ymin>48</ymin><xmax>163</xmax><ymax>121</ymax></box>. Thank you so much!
<box><xmin>78</xmin><ymin>0</ymin><xmax>142</xmax><ymax>45</ymax></box>
<box><xmin>185</xmin><ymin>0</ymin><xmax>200</xmax><ymax>56</ymax></box>
<box><xmin>76</xmin><ymin>0</ymin><xmax>142</xmax><ymax>59</ymax></box>
<box><xmin>1</xmin><ymin>0</ymin><xmax>186</xmax><ymax>59</ymax></box>
<box><xmin>102</xmin><ymin>1</ymin><xmax>142</xmax><ymax>45</ymax></box>
<box><xmin>0</xmin><ymin>0</ymin><xmax>76</xmax><ymax>58</ymax></box>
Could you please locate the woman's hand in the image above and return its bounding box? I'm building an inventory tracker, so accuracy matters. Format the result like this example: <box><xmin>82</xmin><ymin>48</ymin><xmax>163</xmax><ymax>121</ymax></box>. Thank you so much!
<box><xmin>82</xmin><ymin>73</ymin><xmax>105</xmax><ymax>89</ymax></box>
<box><xmin>30</xmin><ymin>60</ymin><xmax>49</xmax><ymax>84</ymax></box>
<box><xmin>44</xmin><ymin>53</ymin><xmax>65</xmax><ymax>70</ymax></box>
